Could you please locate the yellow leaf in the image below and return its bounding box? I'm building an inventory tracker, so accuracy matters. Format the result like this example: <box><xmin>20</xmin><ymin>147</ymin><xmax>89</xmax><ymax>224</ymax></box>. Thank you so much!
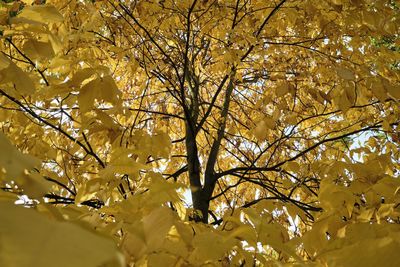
<box><xmin>0</xmin><ymin>132</ymin><xmax>39</xmax><ymax>180</ymax></box>
<box><xmin>263</xmin><ymin>116</ymin><xmax>276</xmax><ymax>129</ymax></box>
<box><xmin>95</xmin><ymin>110</ymin><xmax>117</xmax><ymax>129</ymax></box>
<box><xmin>142</xmin><ymin>207</ymin><xmax>174</xmax><ymax>249</ymax></box>
<box><xmin>377</xmin><ymin>204</ymin><xmax>394</xmax><ymax>219</ymax></box>
<box><xmin>0</xmin><ymin>202</ymin><xmax>124</xmax><ymax>267</ymax></box>
<box><xmin>0</xmin><ymin>53</ymin><xmax>10</xmax><ymax>69</ymax></box>
<box><xmin>284</xmin><ymin>113</ymin><xmax>298</xmax><ymax>125</ymax></box>
<box><xmin>48</xmin><ymin>34</ymin><xmax>63</xmax><ymax>54</ymax></box>
<box><xmin>285</xmin><ymin>161</ymin><xmax>300</xmax><ymax>173</ymax></box>
<box><xmin>78</xmin><ymin>76</ymin><xmax>120</xmax><ymax>114</ymax></box>
<box><xmin>382</xmin><ymin>120</ymin><xmax>391</xmax><ymax>132</ymax></box>
<box><xmin>70</xmin><ymin>68</ymin><xmax>97</xmax><ymax>87</ymax></box>
<box><xmin>356</xmin><ymin>207</ymin><xmax>374</xmax><ymax>222</ymax></box>
<box><xmin>23</xmin><ymin>39</ymin><xmax>55</xmax><ymax>60</ymax></box>
<box><xmin>122</xmin><ymin>207</ymin><xmax>174</xmax><ymax>260</ymax></box>
<box><xmin>362</xmin><ymin>11</ymin><xmax>379</xmax><ymax>30</ymax></box>
<box><xmin>189</xmin><ymin>230</ymin><xmax>236</xmax><ymax>263</ymax></box>
<box><xmin>252</xmin><ymin>120</ymin><xmax>268</xmax><ymax>141</ymax></box>
<box><xmin>21</xmin><ymin>172</ymin><xmax>52</xmax><ymax>199</ymax></box>
<box><xmin>15</xmin><ymin>5</ymin><xmax>64</xmax><ymax>24</ymax></box>
<box><xmin>372</xmin><ymin>176</ymin><xmax>400</xmax><ymax>198</ymax></box>
<box><xmin>258</xmin><ymin>223</ymin><xmax>289</xmax><ymax>245</ymax></box>
<box><xmin>147</xmin><ymin>252</ymin><xmax>177</xmax><ymax>267</ymax></box>
<box><xmin>366</xmin><ymin>78</ymin><xmax>387</xmax><ymax>102</ymax></box>
<box><xmin>0</xmin><ymin>190</ymin><xmax>17</xmax><ymax>202</ymax></box>
<box><xmin>122</xmin><ymin>222</ymin><xmax>147</xmax><ymax>260</ymax></box>
<box><xmin>151</xmin><ymin>130</ymin><xmax>171</xmax><ymax>158</ymax></box>
<box><xmin>344</xmin><ymin>84</ymin><xmax>356</xmax><ymax>106</ymax></box>
<box><xmin>319</xmin><ymin>180</ymin><xmax>354</xmax><ymax>216</ymax></box>
<box><xmin>75</xmin><ymin>178</ymin><xmax>102</xmax><ymax>204</ymax></box>
<box><xmin>319</xmin><ymin>224</ymin><xmax>400</xmax><ymax>267</ymax></box>
<box><xmin>228</xmin><ymin>224</ymin><xmax>257</xmax><ymax>245</ymax></box>
<box><xmin>338</xmin><ymin>89</ymin><xmax>352</xmax><ymax>112</ymax></box>
<box><xmin>336</xmin><ymin>67</ymin><xmax>355</xmax><ymax>80</ymax></box>
<box><xmin>0</xmin><ymin>54</ymin><xmax>35</xmax><ymax>95</ymax></box>
<box><xmin>276</xmin><ymin>82</ymin><xmax>289</xmax><ymax>97</ymax></box>
<box><xmin>148</xmin><ymin>172</ymin><xmax>182</xmax><ymax>204</ymax></box>
<box><xmin>384</xmin><ymin>82</ymin><xmax>400</xmax><ymax>100</ymax></box>
<box><xmin>174</xmin><ymin>221</ymin><xmax>194</xmax><ymax>246</ymax></box>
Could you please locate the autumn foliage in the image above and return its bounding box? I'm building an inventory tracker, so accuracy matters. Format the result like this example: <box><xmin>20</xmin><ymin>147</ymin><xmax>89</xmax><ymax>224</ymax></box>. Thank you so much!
<box><xmin>0</xmin><ymin>0</ymin><xmax>399</xmax><ymax>266</ymax></box>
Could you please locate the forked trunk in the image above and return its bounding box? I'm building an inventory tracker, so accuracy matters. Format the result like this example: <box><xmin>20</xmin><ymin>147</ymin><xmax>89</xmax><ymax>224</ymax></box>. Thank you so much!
<box><xmin>191</xmin><ymin>191</ymin><xmax>210</xmax><ymax>223</ymax></box>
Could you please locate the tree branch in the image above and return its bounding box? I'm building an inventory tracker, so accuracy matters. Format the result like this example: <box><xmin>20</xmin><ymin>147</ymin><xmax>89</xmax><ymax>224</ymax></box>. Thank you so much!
<box><xmin>0</xmin><ymin>89</ymin><xmax>106</xmax><ymax>168</ymax></box>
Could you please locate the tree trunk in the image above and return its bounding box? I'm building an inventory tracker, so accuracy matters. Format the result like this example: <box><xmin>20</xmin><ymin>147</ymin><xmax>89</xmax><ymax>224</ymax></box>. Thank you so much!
<box><xmin>185</xmin><ymin>74</ymin><xmax>235</xmax><ymax>223</ymax></box>
<box><xmin>192</xmin><ymin>190</ymin><xmax>210</xmax><ymax>223</ymax></box>
<box><xmin>185</xmin><ymin>122</ymin><xmax>207</xmax><ymax>222</ymax></box>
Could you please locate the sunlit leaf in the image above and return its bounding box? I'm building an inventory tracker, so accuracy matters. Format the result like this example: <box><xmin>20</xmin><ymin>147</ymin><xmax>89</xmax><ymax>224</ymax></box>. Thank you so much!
<box><xmin>0</xmin><ymin>202</ymin><xmax>124</xmax><ymax>267</ymax></box>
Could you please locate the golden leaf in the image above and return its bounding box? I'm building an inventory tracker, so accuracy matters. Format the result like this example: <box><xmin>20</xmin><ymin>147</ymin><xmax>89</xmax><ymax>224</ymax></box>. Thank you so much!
<box><xmin>0</xmin><ymin>202</ymin><xmax>124</xmax><ymax>267</ymax></box>
<box><xmin>15</xmin><ymin>5</ymin><xmax>63</xmax><ymax>24</ymax></box>
<box><xmin>336</xmin><ymin>67</ymin><xmax>355</xmax><ymax>80</ymax></box>
<box><xmin>0</xmin><ymin>54</ymin><xmax>35</xmax><ymax>95</ymax></box>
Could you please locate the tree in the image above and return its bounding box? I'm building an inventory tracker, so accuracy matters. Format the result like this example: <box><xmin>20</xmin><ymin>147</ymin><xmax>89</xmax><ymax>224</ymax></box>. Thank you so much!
<box><xmin>1</xmin><ymin>0</ymin><xmax>399</xmax><ymax>266</ymax></box>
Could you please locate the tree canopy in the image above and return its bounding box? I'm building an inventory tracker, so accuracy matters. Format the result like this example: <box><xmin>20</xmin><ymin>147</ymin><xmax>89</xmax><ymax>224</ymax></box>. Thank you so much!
<box><xmin>0</xmin><ymin>0</ymin><xmax>399</xmax><ymax>266</ymax></box>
